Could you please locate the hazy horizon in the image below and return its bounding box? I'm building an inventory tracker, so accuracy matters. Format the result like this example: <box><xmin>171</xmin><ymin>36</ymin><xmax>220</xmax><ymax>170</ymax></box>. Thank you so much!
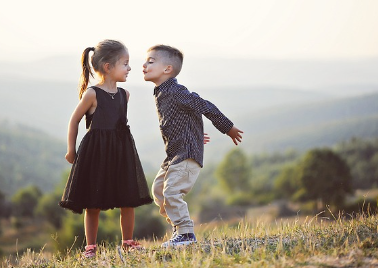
<box><xmin>1</xmin><ymin>54</ymin><xmax>377</xmax><ymax>94</ymax></box>
<box><xmin>1</xmin><ymin>0</ymin><xmax>378</xmax><ymax>62</ymax></box>
<box><xmin>2</xmin><ymin>0</ymin><xmax>378</xmax><ymax>95</ymax></box>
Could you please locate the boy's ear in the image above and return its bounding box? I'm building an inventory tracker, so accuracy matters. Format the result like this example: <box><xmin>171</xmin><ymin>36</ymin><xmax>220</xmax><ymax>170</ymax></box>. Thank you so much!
<box><xmin>164</xmin><ymin>65</ymin><xmax>173</xmax><ymax>74</ymax></box>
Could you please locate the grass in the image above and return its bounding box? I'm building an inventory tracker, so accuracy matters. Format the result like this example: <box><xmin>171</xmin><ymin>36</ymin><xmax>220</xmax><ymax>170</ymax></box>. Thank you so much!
<box><xmin>1</xmin><ymin>212</ymin><xmax>378</xmax><ymax>268</ymax></box>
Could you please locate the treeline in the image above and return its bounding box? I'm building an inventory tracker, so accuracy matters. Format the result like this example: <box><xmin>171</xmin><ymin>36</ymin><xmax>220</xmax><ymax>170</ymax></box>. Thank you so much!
<box><xmin>250</xmin><ymin>137</ymin><xmax>378</xmax><ymax>201</ymax></box>
<box><xmin>187</xmin><ymin>137</ymin><xmax>378</xmax><ymax>220</ymax></box>
<box><xmin>237</xmin><ymin>92</ymin><xmax>378</xmax><ymax>153</ymax></box>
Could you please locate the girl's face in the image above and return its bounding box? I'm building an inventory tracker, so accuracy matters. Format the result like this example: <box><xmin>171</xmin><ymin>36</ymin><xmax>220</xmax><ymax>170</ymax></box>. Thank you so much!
<box><xmin>110</xmin><ymin>52</ymin><xmax>131</xmax><ymax>82</ymax></box>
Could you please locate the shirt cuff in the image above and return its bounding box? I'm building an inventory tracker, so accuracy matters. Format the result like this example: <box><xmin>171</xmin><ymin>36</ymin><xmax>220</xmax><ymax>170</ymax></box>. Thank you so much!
<box><xmin>216</xmin><ymin>119</ymin><xmax>234</xmax><ymax>134</ymax></box>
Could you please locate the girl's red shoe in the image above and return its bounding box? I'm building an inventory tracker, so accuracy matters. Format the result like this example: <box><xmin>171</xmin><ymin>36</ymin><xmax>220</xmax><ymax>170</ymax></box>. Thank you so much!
<box><xmin>122</xmin><ymin>240</ymin><xmax>143</xmax><ymax>252</ymax></box>
<box><xmin>83</xmin><ymin>244</ymin><xmax>97</xmax><ymax>258</ymax></box>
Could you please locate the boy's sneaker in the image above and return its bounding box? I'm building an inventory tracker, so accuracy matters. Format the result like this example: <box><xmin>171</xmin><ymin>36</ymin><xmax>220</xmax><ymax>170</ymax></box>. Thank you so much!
<box><xmin>161</xmin><ymin>233</ymin><xmax>197</xmax><ymax>248</ymax></box>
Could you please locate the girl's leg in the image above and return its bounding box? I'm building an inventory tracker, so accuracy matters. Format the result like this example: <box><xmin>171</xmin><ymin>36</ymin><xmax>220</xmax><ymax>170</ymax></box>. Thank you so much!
<box><xmin>84</xmin><ymin>208</ymin><xmax>101</xmax><ymax>245</ymax></box>
<box><xmin>120</xmin><ymin>207</ymin><xmax>134</xmax><ymax>240</ymax></box>
<box><xmin>120</xmin><ymin>207</ymin><xmax>144</xmax><ymax>251</ymax></box>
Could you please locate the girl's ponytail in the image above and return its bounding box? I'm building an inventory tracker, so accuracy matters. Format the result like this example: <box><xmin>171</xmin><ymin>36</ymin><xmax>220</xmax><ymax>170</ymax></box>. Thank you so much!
<box><xmin>78</xmin><ymin>47</ymin><xmax>95</xmax><ymax>99</ymax></box>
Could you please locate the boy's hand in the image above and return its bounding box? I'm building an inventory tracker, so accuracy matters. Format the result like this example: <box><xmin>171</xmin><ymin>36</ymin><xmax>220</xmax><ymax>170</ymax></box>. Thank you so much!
<box><xmin>204</xmin><ymin>133</ymin><xmax>210</xmax><ymax>144</ymax></box>
<box><xmin>227</xmin><ymin>126</ymin><xmax>243</xmax><ymax>145</ymax></box>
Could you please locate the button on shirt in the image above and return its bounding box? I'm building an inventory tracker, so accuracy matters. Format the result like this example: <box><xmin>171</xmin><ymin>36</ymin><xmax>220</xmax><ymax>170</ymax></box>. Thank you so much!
<box><xmin>154</xmin><ymin>78</ymin><xmax>234</xmax><ymax>170</ymax></box>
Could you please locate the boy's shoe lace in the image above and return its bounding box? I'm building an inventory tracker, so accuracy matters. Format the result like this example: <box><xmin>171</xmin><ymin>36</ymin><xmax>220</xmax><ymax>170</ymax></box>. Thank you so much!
<box><xmin>83</xmin><ymin>244</ymin><xmax>97</xmax><ymax>259</ymax></box>
<box><xmin>171</xmin><ymin>226</ymin><xmax>177</xmax><ymax>239</ymax></box>
<box><xmin>161</xmin><ymin>233</ymin><xmax>197</xmax><ymax>248</ymax></box>
<box><xmin>122</xmin><ymin>240</ymin><xmax>144</xmax><ymax>252</ymax></box>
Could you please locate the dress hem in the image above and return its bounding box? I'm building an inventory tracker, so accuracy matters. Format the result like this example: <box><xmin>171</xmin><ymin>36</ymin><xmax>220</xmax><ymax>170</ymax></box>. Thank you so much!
<box><xmin>58</xmin><ymin>197</ymin><xmax>153</xmax><ymax>215</ymax></box>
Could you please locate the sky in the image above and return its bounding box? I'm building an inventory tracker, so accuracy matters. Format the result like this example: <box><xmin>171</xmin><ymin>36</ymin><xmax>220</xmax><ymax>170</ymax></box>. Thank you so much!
<box><xmin>1</xmin><ymin>0</ymin><xmax>378</xmax><ymax>62</ymax></box>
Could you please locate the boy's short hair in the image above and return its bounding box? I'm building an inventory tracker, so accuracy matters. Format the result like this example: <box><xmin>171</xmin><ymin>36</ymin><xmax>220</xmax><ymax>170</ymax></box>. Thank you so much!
<box><xmin>148</xmin><ymin>45</ymin><xmax>184</xmax><ymax>76</ymax></box>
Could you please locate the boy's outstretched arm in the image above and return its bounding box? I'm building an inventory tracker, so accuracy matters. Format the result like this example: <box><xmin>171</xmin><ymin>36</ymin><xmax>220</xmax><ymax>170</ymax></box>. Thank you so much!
<box><xmin>227</xmin><ymin>126</ymin><xmax>243</xmax><ymax>145</ymax></box>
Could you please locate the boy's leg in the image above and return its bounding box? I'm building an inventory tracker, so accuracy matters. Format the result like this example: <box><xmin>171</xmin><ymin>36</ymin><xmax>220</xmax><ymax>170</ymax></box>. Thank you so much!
<box><xmin>152</xmin><ymin>168</ymin><xmax>173</xmax><ymax>225</ymax></box>
<box><xmin>163</xmin><ymin>159</ymin><xmax>201</xmax><ymax>235</ymax></box>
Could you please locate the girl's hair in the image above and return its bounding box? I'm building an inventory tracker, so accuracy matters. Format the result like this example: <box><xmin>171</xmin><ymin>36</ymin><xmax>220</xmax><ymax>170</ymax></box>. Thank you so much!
<box><xmin>79</xmin><ymin>39</ymin><xmax>127</xmax><ymax>99</ymax></box>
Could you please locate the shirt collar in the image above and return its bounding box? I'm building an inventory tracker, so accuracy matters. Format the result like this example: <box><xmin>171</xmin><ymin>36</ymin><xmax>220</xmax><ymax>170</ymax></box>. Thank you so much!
<box><xmin>153</xmin><ymin>77</ymin><xmax>177</xmax><ymax>96</ymax></box>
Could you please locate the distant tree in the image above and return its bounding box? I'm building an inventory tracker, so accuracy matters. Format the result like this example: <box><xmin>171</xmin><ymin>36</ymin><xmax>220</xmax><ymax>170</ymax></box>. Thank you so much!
<box><xmin>296</xmin><ymin>149</ymin><xmax>353</xmax><ymax>209</ymax></box>
<box><xmin>134</xmin><ymin>204</ymin><xmax>166</xmax><ymax>240</ymax></box>
<box><xmin>274</xmin><ymin>165</ymin><xmax>301</xmax><ymax>199</ymax></box>
<box><xmin>372</xmin><ymin>153</ymin><xmax>378</xmax><ymax>185</ymax></box>
<box><xmin>0</xmin><ymin>190</ymin><xmax>11</xmax><ymax>218</ymax></box>
<box><xmin>335</xmin><ymin>137</ymin><xmax>378</xmax><ymax>189</ymax></box>
<box><xmin>0</xmin><ymin>190</ymin><xmax>6</xmax><ymax>215</ymax></box>
<box><xmin>215</xmin><ymin>148</ymin><xmax>252</xmax><ymax>193</ymax></box>
<box><xmin>215</xmin><ymin>148</ymin><xmax>253</xmax><ymax>205</ymax></box>
<box><xmin>11</xmin><ymin>185</ymin><xmax>42</xmax><ymax>217</ymax></box>
<box><xmin>57</xmin><ymin>213</ymin><xmax>85</xmax><ymax>252</ymax></box>
<box><xmin>36</xmin><ymin>192</ymin><xmax>65</xmax><ymax>228</ymax></box>
<box><xmin>36</xmin><ymin>171</ymin><xmax>70</xmax><ymax>229</ymax></box>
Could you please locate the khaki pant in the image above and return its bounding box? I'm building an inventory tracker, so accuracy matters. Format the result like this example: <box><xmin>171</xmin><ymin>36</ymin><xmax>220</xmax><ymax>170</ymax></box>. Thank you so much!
<box><xmin>152</xmin><ymin>159</ymin><xmax>201</xmax><ymax>235</ymax></box>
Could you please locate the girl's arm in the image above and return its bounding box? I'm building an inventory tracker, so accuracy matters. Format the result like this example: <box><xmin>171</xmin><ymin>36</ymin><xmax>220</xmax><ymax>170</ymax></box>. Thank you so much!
<box><xmin>65</xmin><ymin>88</ymin><xmax>97</xmax><ymax>163</ymax></box>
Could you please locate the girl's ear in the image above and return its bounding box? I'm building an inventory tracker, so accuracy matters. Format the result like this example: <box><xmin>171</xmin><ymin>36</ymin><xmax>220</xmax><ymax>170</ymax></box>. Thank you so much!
<box><xmin>164</xmin><ymin>65</ymin><xmax>173</xmax><ymax>74</ymax></box>
<box><xmin>103</xmin><ymin>63</ymin><xmax>111</xmax><ymax>73</ymax></box>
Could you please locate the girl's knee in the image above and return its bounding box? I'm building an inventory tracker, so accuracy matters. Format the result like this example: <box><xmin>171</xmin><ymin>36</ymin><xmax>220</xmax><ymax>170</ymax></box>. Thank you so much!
<box><xmin>86</xmin><ymin>208</ymin><xmax>100</xmax><ymax>214</ymax></box>
<box><xmin>120</xmin><ymin>207</ymin><xmax>134</xmax><ymax>214</ymax></box>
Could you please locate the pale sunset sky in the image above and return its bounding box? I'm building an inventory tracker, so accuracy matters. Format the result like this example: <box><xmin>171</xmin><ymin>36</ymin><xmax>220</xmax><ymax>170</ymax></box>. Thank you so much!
<box><xmin>0</xmin><ymin>0</ymin><xmax>377</xmax><ymax>62</ymax></box>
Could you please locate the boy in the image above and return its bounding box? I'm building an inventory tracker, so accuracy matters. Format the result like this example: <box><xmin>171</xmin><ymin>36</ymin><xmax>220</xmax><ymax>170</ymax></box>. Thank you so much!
<box><xmin>142</xmin><ymin>45</ymin><xmax>243</xmax><ymax>247</ymax></box>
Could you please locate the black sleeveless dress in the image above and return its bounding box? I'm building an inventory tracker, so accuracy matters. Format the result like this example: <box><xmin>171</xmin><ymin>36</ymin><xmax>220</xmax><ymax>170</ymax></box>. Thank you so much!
<box><xmin>59</xmin><ymin>86</ymin><xmax>153</xmax><ymax>214</ymax></box>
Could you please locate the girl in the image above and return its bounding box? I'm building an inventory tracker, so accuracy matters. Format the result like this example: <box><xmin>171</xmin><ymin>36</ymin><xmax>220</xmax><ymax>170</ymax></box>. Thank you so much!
<box><xmin>59</xmin><ymin>39</ymin><xmax>153</xmax><ymax>258</ymax></box>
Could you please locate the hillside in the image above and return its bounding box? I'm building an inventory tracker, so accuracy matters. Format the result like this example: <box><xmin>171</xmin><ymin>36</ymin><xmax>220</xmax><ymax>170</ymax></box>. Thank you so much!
<box><xmin>202</xmin><ymin>92</ymin><xmax>378</xmax><ymax>162</ymax></box>
<box><xmin>0</xmin><ymin>91</ymin><xmax>377</xmax><ymax>202</ymax></box>
<box><xmin>255</xmin><ymin>115</ymin><xmax>378</xmax><ymax>152</ymax></box>
<box><xmin>0</xmin><ymin>121</ymin><xmax>68</xmax><ymax>197</ymax></box>
<box><xmin>240</xmin><ymin>91</ymin><xmax>378</xmax><ymax>133</ymax></box>
<box><xmin>0</xmin><ymin>73</ymin><xmax>377</xmax><ymax>170</ymax></box>
<box><xmin>239</xmin><ymin>92</ymin><xmax>378</xmax><ymax>151</ymax></box>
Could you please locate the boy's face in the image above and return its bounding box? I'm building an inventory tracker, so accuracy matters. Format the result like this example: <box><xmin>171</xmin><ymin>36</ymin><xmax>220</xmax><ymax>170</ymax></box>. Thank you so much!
<box><xmin>142</xmin><ymin>50</ymin><xmax>169</xmax><ymax>86</ymax></box>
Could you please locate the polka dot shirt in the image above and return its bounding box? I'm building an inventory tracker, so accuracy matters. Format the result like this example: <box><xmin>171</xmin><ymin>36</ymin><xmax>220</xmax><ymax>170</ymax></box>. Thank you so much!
<box><xmin>153</xmin><ymin>78</ymin><xmax>234</xmax><ymax>170</ymax></box>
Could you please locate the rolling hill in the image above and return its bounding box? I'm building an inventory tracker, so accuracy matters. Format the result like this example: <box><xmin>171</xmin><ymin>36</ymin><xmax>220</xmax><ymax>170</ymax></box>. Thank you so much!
<box><xmin>0</xmin><ymin>55</ymin><xmax>377</xmax><ymax>175</ymax></box>
<box><xmin>0</xmin><ymin>121</ymin><xmax>68</xmax><ymax>197</ymax></box>
<box><xmin>203</xmin><ymin>92</ymin><xmax>378</xmax><ymax>161</ymax></box>
<box><xmin>0</xmin><ymin>90</ymin><xmax>377</xmax><ymax>198</ymax></box>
